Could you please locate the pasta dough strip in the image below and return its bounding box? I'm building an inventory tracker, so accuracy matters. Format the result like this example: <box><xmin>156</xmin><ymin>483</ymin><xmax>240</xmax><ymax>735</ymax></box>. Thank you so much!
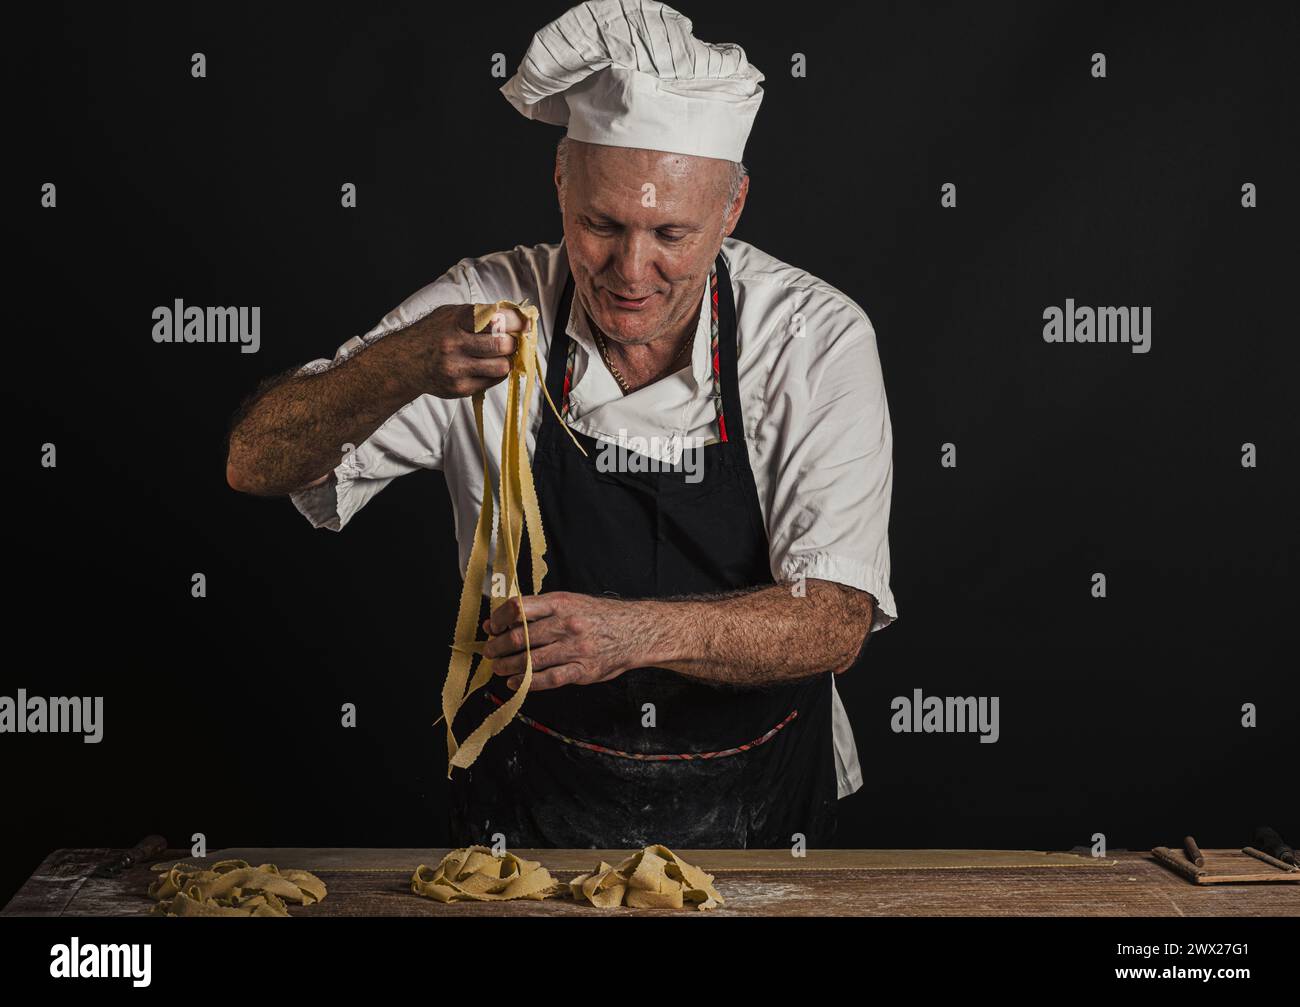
<box><xmin>440</xmin><ymin>300</ymin><xmax>586</xmax><ymax>774</ymax></box>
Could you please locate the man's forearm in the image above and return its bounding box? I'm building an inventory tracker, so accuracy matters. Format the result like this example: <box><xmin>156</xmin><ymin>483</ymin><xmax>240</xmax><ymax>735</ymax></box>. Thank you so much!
<box><xmin>226</xmin><ymin>326</ymin><xmax>429</xmax><ymax>496</ymax></box>
<box><xmin>637</xmin><ymin>579</ymin><xmax>874</xmax><ymax>686</ymax></box>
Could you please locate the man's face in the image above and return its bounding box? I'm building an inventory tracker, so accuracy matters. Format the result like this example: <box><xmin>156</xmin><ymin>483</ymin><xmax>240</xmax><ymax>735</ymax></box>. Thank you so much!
<box><xmin>557</xmin><ymin>140</ymin><xmax>746</xmax><ymax>346</ymax></box>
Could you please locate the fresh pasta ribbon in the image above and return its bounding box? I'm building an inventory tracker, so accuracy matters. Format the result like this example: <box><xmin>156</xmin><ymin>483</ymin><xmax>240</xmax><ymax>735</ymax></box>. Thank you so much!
<box><xmin>440</xmin><ymin>299</ymin><xmax>586</xmax><ymax>774</ymax></box>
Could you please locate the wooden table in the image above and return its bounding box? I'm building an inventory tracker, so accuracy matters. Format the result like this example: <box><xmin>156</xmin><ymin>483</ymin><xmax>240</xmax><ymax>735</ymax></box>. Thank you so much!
<box><xmin>4</xmin><ymin>847</ymin><xmax>1296</xmax><ymax>917</ymax></box>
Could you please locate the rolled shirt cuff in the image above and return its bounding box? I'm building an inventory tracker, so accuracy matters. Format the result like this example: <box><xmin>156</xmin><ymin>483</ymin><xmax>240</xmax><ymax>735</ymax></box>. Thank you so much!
<box><xmin>288</xmin><ymin>454</ymin><xmax>363</xmax><ymax>532</ymax></box>
<box><xmin>778</xmin><ymin>550</ymin><xmax>898</xmax><ymax>633</ymax></box>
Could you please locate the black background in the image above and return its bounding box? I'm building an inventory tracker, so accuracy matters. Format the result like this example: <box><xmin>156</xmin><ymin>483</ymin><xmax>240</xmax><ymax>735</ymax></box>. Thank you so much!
<box><xmin>9</xmin><ymin>1</ymin><xmax>1296</xmax><ymax>907</ymax></box>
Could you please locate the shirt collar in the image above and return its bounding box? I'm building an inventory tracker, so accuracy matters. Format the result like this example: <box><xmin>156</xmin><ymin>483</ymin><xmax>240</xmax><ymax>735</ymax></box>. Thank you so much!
<box><xmin>687</xmin><ymin>277</ymin><xmax>712</xmax><ymax>387</ymax></box>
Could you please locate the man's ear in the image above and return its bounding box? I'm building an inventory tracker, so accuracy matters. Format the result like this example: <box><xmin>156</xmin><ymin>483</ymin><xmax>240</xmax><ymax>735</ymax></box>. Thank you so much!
<box><xmin>554</xmin><ymin>151</ymin><xmax>565</xmax><ymax>212</ymax></box>
<box><xmin>723</xmin><ymin>173</ymin><xmax>749</xmax><ymax>237</ymax></box>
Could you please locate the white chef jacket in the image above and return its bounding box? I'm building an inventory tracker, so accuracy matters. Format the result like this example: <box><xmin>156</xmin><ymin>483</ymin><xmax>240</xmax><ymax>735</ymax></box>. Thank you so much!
<box><xmin>290</xmin><ymin>236</ymin><xmax>897</xmax><ymax>799</ymax></box>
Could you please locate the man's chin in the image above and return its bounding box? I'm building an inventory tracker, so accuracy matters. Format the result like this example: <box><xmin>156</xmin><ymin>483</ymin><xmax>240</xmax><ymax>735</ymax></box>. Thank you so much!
<box><xmin>591</xmin><ymin>309</ymin><xmax>665</xmax><ymax>346</ymax></box>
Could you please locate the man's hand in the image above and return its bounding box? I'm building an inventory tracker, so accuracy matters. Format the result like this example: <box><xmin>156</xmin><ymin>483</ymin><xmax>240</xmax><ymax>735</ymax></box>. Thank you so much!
<box><xmin>419</xmin><ymin>303</ymin><xmax>525</xmax><ymax>400</ymax></box>
<box><xmin>481</xmin><ymin>592</ymin><xmax>649</xmax><ymax>692</ymax></box>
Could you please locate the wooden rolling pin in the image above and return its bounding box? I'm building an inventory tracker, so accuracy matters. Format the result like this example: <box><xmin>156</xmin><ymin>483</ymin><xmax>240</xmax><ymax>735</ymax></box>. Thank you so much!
<box><xmin>1152</xmin><ymin>845</ymin><xmax>1204</xmax><ymax>882</ymax></box>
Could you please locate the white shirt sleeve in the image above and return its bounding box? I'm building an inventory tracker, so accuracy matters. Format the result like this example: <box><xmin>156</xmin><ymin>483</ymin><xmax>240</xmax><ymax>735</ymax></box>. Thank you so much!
<box><xmin>830</xmin><ymin>678</ymin><xmax>864</xmax><ymax>796</ymax></box>
<box><xmin>760</xmin><ymin>293</ymin><xmax>898</xmax><ymax>632</ymax></box>
<box><xmin>288</xmin><ymin>262</ymin><xmax>479</xmax><ymax>531</ymax></box>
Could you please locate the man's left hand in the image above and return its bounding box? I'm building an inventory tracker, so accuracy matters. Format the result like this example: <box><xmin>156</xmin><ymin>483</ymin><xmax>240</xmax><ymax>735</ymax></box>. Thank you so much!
<box><xmin>481</xmin><ymin>592</ymin><xmax>650</xmax><ymax>692</ymax></box>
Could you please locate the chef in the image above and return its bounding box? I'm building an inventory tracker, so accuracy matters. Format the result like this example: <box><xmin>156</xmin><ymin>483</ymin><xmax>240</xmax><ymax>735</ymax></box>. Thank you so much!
<box><xmin>225</xmin><ymin>0</ymin><xmax>897</xmax><ymax>849</ymax></box>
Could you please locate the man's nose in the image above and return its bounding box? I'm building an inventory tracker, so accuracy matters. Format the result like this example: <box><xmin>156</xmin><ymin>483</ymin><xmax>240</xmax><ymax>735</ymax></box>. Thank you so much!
<box><xmin>609</xmin><ymin>232</ymin><xmax>657</xmax><ymax>292</ymax></box>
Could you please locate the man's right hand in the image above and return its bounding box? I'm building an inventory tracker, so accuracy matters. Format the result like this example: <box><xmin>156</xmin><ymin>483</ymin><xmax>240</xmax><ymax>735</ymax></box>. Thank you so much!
<box><xmin>418</xmin><ymin>303</ymin><xmax>527</xmax><ymax>399</ymax></box>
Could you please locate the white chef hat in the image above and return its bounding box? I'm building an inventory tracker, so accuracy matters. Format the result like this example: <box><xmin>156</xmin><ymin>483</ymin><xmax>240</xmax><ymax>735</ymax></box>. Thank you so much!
<box><xmin>500</xmin><ymin>1</ymin><xmax>764</xmax><ymax>162</ymax></box>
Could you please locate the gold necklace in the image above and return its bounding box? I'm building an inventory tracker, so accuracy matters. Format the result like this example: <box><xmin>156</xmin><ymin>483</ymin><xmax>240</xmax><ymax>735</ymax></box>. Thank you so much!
<box><xmin>594</xmin><ymin>329</ymin><xmax>693</xmax><ymax>395</ymax></box>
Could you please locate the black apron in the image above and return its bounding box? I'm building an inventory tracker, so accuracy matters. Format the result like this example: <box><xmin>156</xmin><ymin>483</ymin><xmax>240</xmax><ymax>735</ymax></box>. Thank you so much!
<box><xmin>448</xmin><ymin>248</ymin><xmax>839</xmax><ymax>849</ymax></box>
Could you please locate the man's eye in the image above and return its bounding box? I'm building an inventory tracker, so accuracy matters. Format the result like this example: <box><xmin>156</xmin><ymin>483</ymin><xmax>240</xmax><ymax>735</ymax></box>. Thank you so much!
<box><xmin>586</xmin><ymin>221</ymin><xmax>616</xmax><ymax>234</ymax></box>
<box><xmin>657</xmin><ymin>230</ymin><xmax>685</xmax><ymax>243</ymax></box>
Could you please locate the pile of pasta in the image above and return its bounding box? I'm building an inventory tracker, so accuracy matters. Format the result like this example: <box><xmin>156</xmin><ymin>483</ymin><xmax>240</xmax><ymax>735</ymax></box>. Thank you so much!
<box><xmin>569</xmin><ymin>845</ymin><xmax>725</xmax><ymax>911</ymax></box>
<box><xmin>411</xmin><ymin>846</ymin><xmax>561</xmax><ymax>902</ymax></box>
<box><xmin>410</xmin><ymin>844</ymin><xmax>723</xmax><ymax>911</ymax></box>
<box><xmin>147</xmin><ymin>859</ymin><xmax>327</xmax><ymax>917</ymax></box>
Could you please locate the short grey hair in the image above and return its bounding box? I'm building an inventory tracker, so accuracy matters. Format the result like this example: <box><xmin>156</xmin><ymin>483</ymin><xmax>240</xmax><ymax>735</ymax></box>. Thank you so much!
<box><xmin>556</xmin><ymin>136</ymin><xmax>747</xmax><ymax>218</ymax></box>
